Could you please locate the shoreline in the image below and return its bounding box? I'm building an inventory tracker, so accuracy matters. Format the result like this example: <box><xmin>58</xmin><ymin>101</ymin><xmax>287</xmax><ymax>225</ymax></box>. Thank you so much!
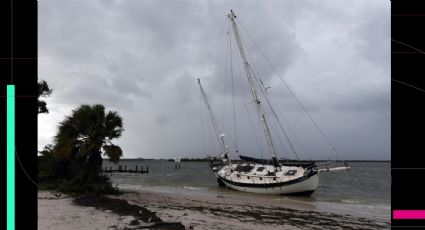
<box><xmin>113</xmin><ymin>158</ymin><xmax>391</xmax><ymax>163</ymax></box>
<box><xmin>116</xmin><ymin>184</ymin><xmax>390</xmax><ymax>220</ymax></box>
<box><xmin>117</xmin><ymin>188</ymin><xmax>389</xmax><ymax>230</ymax></box>
<box><xmin>38</xmin><ymin>189</ymin><xmax>389</xmax><ymax>229</ymax></box>
<box><xmin>38</xmin><ymin>190</ymin><xmax>185</xmax><ymax>230</ymax></box>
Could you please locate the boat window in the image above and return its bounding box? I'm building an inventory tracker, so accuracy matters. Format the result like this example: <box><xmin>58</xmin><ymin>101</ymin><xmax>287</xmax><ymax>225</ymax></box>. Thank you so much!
<box><xmin>256</xmin><ymin>167</ymin><xmax>265</xmax><ymax>172</ymax></box>
<box><xmin>285</xmin><ymin>170</ymin><xmax>297</xmax><ymax>176</ymax></box>
<box><xmin>235</xmin><ymin>164</ymin><xmax>254</xmax><ymax>172</ymax></box>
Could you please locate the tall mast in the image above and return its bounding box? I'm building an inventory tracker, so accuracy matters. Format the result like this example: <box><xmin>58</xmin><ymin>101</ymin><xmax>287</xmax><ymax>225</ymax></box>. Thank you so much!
<box><xmin>198</xmin><ymin>78</ymin><xmax>231</xmax><ymax>164</ymax></box>
<box><xmin>228</xmin><ymin>10</ymin><xmax>280</xmax><ymax>167</ymax></box>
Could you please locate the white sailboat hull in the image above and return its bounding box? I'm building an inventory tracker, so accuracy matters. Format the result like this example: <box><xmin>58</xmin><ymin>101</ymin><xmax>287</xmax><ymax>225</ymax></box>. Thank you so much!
<box><xmin>213</xmin><ymin>163</ymin><xmax>320</xmax><ymax>195</ymax></box>
<box><xmin>218</xmin><ymin>173</ymin><xmax>319</xmax><ymax>195</ymax></box>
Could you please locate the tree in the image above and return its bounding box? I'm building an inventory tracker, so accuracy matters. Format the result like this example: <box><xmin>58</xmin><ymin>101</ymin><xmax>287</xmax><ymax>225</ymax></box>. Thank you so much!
<box><xmin>38</xmin><ymin>144</ymin><xmax>61</xmax><ymax>185</ymax></box>
<box><xmin>39</xmin><ymin>144</ymin><xmax>54</xmax><ymax>157</ymax></box>
<box><xmin>54</xmin><ymin>104</ymin><xmax>124</xmax><ymax>172</ymax></box>
<box><xmin>50</xmin><ymin>104</ymin><xmax>123</xmax><ymax>193</ymax></box>
<box><xmin>38</xmin><ymin>80</ymin><xmax>52</xmax><ymax>114</ymax></box>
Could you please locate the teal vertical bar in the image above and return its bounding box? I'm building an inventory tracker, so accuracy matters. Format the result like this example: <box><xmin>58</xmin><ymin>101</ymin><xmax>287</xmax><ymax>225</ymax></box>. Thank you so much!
<box><xmin>7</xmin><ymin>85</ymin><xmax>15</xmax><ymax>230</ymax></box>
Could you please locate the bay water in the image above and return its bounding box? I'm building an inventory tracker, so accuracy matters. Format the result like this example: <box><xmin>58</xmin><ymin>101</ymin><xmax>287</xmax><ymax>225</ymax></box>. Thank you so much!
<box><xmin>103</xmin><ymin>160</ymin><xmax>390</xmax><ymax>220</ymax></box>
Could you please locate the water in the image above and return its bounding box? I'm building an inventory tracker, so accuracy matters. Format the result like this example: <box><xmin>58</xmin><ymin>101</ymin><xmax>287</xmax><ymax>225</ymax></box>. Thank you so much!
<box><xmin>102</xmin><ymin>160</ymin><xmax>390</xmax><ymax>220</ymax></box>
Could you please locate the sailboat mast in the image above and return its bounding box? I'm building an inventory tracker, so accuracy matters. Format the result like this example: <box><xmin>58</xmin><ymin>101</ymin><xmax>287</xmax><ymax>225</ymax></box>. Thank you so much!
<box><xmin>198</xmin><ymin>78</ymin><xmax>231</xmax><ymax>164</ymax></box>
<box><xmin>228</xmin><ymin>10</ymin><xmax>280</xmax><ymax>167</ymax></box>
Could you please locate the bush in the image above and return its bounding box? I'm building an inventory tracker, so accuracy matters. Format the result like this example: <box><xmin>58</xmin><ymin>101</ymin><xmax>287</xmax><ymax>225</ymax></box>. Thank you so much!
<box><xmin>58</xmin><ymin>172</ymin><xmax>121</xmax><ymax>195</ymax></box>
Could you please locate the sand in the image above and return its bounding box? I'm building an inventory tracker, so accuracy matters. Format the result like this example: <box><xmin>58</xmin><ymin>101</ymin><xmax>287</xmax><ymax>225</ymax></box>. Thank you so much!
<box><xmin>38</xmin><ymin>190</ymin><xmax>184</xmax><ymax>230</ymax></box>
<box><xmin>38</xmin><ymin>191</ymin><xmax>136</xmax><ymax>230</ymax></box>
<box><xmin>116</xmin><ymin>188</ymin><xmax>390</xmax><ymax>230</ymax></box>
<box><xmin>38</xmin><ymin>189</ymin><xmax>390</xmax><ymax>230</ymax></box>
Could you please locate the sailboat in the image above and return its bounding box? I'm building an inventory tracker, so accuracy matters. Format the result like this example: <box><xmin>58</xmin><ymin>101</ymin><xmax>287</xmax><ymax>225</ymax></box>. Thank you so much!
<box><xmin>198</xmin><ymin>10</ymin><xmax>349</xmax><ymax>195</ymax></box>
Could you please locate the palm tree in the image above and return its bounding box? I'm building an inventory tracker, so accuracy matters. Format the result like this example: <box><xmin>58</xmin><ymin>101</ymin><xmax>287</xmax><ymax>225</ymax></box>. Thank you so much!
<box><xmin>54</xmin><ymin>104</ymin><xmax>124</xmax><ymax>176</ymax></box>
<box><xmin>38</xmin><ymin>80</ymin><xmax>52</xmax><ymax>114</ymax></box>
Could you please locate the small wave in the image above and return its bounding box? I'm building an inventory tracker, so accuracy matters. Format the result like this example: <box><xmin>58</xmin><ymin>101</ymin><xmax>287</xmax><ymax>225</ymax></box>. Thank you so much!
<box><xmin>117</xmin><ymin>184</ymin><xmax>145</xmax><ymax>190</ymax></box>
<box><xmin>342</xmin><ymin>200</ymin><xmax>360</xmax><ymax>204</ymax></box>
<box><xmin>183</xmin><ymin>186</ymin><xmax>202</xmax><ymax>190</ymax></box>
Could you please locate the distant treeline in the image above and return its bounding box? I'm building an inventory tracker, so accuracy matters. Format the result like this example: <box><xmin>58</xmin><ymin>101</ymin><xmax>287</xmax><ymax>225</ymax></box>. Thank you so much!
<box><xmin>105</xmin><ymin>158</ymin><xmax>390</xmax><ymax>163</ymax></box>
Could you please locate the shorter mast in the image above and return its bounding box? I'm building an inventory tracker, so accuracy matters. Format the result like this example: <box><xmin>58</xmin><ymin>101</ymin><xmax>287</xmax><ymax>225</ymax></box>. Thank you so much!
<box><xmin>228</xmin><ymin>10</ymin><xmax>280</xmax><ymax>167</ymax></box>
<box><xmin>198</xmin><ymin>78</ymin><xmax>231</xmax><ymax>164</ymax></box>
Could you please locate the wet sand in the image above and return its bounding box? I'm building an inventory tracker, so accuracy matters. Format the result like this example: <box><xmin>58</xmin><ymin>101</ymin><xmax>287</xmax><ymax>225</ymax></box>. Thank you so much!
<box><xmin>116</xmin><ymin>188</ymin><xmax>390</xmax><ymax>230</ymax></box>
<box><xmin>39</xmin><ymin>189</ymin><xmax>389</xmax><ymax>229</ymax></box>
<box><xmin>38</xmin><ymin>191</ymin><xmax>184</xmax><ymax>230</ymax></box>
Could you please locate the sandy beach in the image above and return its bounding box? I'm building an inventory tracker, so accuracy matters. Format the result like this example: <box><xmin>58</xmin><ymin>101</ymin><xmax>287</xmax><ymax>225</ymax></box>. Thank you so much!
<box><xmin>38</xmin><ymin>190</ymin><xmax>184</xmax><ymax>230</ymax></box>
<box><xmin>38</xmin><ymin>191</ymin><xmax>134</xmax><ymax>230</ymax></box>
<box><xmin>39</xmin><ymin>188</ymin><xmax>389</xmax><ymax>230</ymax></box>
<box><xmin>117</xmin><ymin>188</ymin><xmax>390</xmax><ymax>230</ymax></box>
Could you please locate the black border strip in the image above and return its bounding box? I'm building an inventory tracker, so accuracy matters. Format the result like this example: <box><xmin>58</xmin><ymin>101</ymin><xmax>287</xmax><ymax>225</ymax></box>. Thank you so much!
<box><xmin>392</xmin><ymin>0</ymin><xmax>425</xmax><ymax>227</ymax></box>
<box><xmin>0</xmin><ymin>1</ymin><xmax>38</xmax><ymax>229</ymax></box>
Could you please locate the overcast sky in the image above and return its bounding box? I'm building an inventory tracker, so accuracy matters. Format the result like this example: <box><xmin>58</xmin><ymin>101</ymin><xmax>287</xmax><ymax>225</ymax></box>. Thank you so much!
<box><xmin>38</xmin><ymin>0</ymin><xmax>390</xmax><ymax>160</ymax></box>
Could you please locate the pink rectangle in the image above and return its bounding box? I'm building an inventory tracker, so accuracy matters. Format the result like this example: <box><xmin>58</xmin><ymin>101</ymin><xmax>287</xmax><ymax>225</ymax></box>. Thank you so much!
<box><xmin>393</xmin><ymin>210</ymin><xmax>425</xmax><ymax>219</ymax></box>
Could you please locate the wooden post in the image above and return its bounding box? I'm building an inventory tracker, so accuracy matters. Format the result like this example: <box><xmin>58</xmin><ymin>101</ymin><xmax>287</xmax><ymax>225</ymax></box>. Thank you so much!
<box><xmin>147</xmin><ymin>165</ymin><xmax>149</xmax><ymax>173</ymax></box>
<box><xmin>125</xmin><ymin>165</ymin><xmax>127</xmax><ymax>172</ymax></box>
<box><xmin>136</xmin><ymin>165</ymin><xmax>138</xmax><ymax>172</ymax></box>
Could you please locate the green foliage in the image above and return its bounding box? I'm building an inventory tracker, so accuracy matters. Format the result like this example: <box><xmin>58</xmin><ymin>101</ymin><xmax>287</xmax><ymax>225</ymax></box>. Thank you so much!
<box><xmin>58</xmin><ymin>173</ymin><xmax>121</xmax><ymax>195</ymax></box>
<box><xmin>54</xmin><ymin>104</ymin><xmax>123</xmax><ymax>163</ymax></box>
<box><xmin>38</xmin><ymin>104</ymin><xmax>124</xmax><ymax>194</ymax></box>
<box><xmin>38</xmin><ymin>144</ymin><xmax>59</xmax><ymax>183</ymax></box>
<box><xmin>38</xmin><ymin>80</ymin><xmax>52</xmax><ymax>114</ymax></box>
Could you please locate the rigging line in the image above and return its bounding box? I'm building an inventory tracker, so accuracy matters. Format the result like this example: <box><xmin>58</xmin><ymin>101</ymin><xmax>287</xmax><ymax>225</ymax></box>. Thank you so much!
<box><xmin>222</xmin><ymin>21</ymin><xmax>230</xmax><ymax>129</ymax></box>
<box><xmin>273</xmin><ymin>103</ymin><xmax>313</xmax><ymax>160</ymax></box>
<box><xmin>392</xmin><ymin>79</ymin><xmax>425</xmax><ymax>93</ymax></box>
<box><xmin>16</xmin><ymin>150</ymin><xmax>38</xmax><ymax>186</ymax></box>
<box><xmin>230</xmin><ymin>24</ymin><xmax>238</xmax><ymax>151</ymax></box>
<box><xmin>199</xmin><ymin>79</ymin><xmax>236</xmax><ymax>157</ymax></box>
<box><xmin>270</xmin><ymin>112</ymin><xmax>288</xmax><ymax>159</ymax></box>
<box><xmin>392</xmin><ymin>39</ymin><xmax>425</xmax><ymax>55</ymax></box>
<box><xmin>247</xmin><ymin>54</ymin><xmax>290</xmax><ymax>159</ymax></box>
<box><xmin>238</xmin><ymin>56</ymin><xmax>264</xmax><ymax>159</ymax></box>
<box><xmin>244</xmin><ymin>104</ymin><xmax>263</xmax><ymax>158</ymax></box>
<box><xmin>200</xmin><ymin>16</ymin><xmax>227</xmax><ymax>78</ymax></box>
<box><xmin>208</xmin><ymin>112</ymin><xmax>218</xmax><ymax>154</ymax></box>
<box><xmin>248</xmin><ymin>64</ymin><xmax>301</xmax><ymax>160</ymax></box>
<box><xmin>250</xmin><ymin>61</ymin><xmax>312</xmax><ymax>160</ymax></box>
<box><xmin>200</xmin><ymin>85</ymin><xmax>221</xmax><ymax>153</ymax></box>
<box><xmin>250</xmin><ymin>58</ymin><xmax>312</xmax><ymax>160</ymax></box>
<box><xmin>236</xmin><ymin>18</ymin><xmax>340</xmax><ymax>161</ymax></box>
<box><xmin>199</xmin><ymin>89</ymin><xmax>207</xmax><ymax>154</ymax></box>
<box><xmin>204</xmin><ymin>93</ymin><xmax>222</xmax><ymax>147</ymax></box>
<box><xmin>248</xmin><ymin>66</ymin><xmax>282</xmax><ymax>159</ymax></box>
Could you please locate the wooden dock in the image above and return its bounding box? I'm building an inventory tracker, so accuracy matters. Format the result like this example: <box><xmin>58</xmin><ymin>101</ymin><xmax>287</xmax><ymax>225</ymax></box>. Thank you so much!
<box><xmin>102</xmin><ymin>165</ymin><xmax>149</xmax><ymax>174</ymax></box>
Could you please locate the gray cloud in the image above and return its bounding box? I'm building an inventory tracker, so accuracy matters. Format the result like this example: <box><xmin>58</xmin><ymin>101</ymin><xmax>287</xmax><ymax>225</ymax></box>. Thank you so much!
<box><xmin>39</xmin><ymin>0</ymin><xmax>390</xmax><ymax>160</ymax></box>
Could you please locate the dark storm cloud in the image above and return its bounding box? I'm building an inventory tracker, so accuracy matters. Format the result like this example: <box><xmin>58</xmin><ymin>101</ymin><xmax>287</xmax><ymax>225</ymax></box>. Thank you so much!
<box><xmin>39</xmin><ymin>0</ymin><xmax>390</xmax><ymax>160</ymax></box>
